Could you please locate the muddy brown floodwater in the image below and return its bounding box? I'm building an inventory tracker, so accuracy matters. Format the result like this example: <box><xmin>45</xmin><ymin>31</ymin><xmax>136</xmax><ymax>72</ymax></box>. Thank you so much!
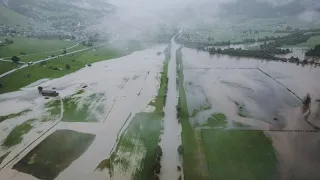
<box><xmin>0</xmin><ymin>45</ymin><xmax>167</xmax><ymax>180</ymax></box>
<box><xmin>159</xmin><ymin>37</ymin><xmax>182</xmax><ymax>180</ymax></box>
<box><xmin>181</xmin><ymin>46</ymin><xmax>320</xmax><ymax>179</ymax></box>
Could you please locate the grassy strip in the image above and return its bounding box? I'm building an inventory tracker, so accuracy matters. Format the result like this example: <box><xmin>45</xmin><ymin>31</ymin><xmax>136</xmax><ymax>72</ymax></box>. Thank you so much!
<box><xmin>149</xmin><ymin>59</ymin><xmax>168</xmax><ymax>114</ymax></box>
<box><xmin>0</xmin><ymin>109</ymin><xmax>31</xmax><ymax>123</ymax></box>
<box><xmin>201</xmin><ymin>129</ymin><xmax>278</xmax><ymax>180</ymax></box>
<box><xmin>176</xmin><ymin>47</ymin><xmax>202</xmax><ymax>179</ymax></box>
<box><xmin>0</xmin><ymin>45</ymin><xmax>122</xmax><ymax>94</ymax></box>
<box><xmin>2</xmin><ymin>119</ymin><xmax>35</xmax><ymax>147</ymax></box>
<box><xmin>108</xmin><ymin>112</ymin><xmax>163</xmax><ymax>179</ymax></box>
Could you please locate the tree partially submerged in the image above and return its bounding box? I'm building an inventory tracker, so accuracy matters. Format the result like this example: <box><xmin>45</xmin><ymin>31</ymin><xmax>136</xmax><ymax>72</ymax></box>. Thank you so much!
<box><xmin>302</xmin><ymin>93</ymin><xmax>311</xmax><ymax>113</ymax></box>
<box><xmin>38</xmin><ymin>86</ymin><xmax>43</xmax><ymax>93</ymax></box>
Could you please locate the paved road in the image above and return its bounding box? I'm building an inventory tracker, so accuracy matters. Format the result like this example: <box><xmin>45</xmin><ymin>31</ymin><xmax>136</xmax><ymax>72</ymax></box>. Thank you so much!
<box><xmin>0</xmin><ymin>35</ymin><xmax>119</xmax><ymax>79</ymax></box>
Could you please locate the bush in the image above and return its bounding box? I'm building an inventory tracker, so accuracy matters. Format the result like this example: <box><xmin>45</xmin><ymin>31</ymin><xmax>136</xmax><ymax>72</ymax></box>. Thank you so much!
<box><xmin>178</xmin><ymin>145</ymin><xmax>184</xmax><ymax>156</ymax></box>
<box><xmin>11</xmin><ymin>56</ymin><xmax>20</xmax><ymax>63</ymax></box>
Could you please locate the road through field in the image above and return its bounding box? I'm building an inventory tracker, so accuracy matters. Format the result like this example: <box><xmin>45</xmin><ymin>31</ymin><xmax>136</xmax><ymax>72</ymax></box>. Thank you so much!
<box><xmin>0</xmin><ymin>34</ymin><xmax>119</xmax><ymax>79</ymax></box>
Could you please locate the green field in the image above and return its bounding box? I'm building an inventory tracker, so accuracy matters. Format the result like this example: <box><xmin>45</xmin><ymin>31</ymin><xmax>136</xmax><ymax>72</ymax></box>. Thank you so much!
<box><xmin>17</xmin><ymin>44</ymin><xmax>86</xmax><ymax>62</ymax></box>
<box><xmin>295</xmin><ymin>36</ymin><xmax>320</xmax><ymax>48</ymax></box>
<box><xmin>13</xmin><ymin>130</ymin><xmax>95</xmax><ymax>180</ymax></box>
<box><xmin>0</xmin><ymin>61</ymin><xmax>19</xmax><ymax>74</ymax></box>
<box><xmin>0</xmin><ymin>37</ymin><xmax>77</xmax><ymax>58</ymax></box>
<box><xmin>201</xmin><ymin>129</ymin><xmax>278</xmax><ymax>180</ymax></box>
<box><xmin>0</xmin><ymin>45</ymin><xmax>122</xmax><ymax>94</ymax></box>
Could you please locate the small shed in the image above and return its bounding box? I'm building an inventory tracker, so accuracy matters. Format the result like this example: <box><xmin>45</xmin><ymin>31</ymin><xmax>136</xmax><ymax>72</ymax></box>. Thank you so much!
<box><xmin>42</xmin><ymin>90</ymin><xmax>59</xmax><ymax>97</ymax></box>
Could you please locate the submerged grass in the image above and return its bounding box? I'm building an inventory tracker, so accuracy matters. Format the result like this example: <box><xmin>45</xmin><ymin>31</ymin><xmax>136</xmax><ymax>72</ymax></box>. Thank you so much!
<box><xmin>63</xmin><ymin>92</ymin><xmax>105</xmax><ymax>122</ymax></box>
<box><xmin>191</xmin><ymin>103</ymin><xmax>212</xmax><ymax>118</ymax></box>
<box><xmin>109</xmin><ymin>112</ymin><xmax>163</xmax><ymax>180</ymax></box>
<box><xmin>204</xmin><ymin>113</ymin><xmax>227</xmax><ymax>128</ymax></box>
<box><xmin>234</xmin><ymin>101</ymin><xmax>250</xmax><ymax>118</ymax></box>
<box><xmin>0</xmin><ymin>109</ymin><xmax>31</xmax><ymax>123</ymax></box>
<box><xmin>108</xmin><ymin>49</ymin><xmax>169</xmax><ymax>179</ymax></box>
<box><xmin>42</xmin><ymin>99</ymin><xmax>61</xmax><ymax>122</ymax></box>
<box><xmin>201</xmin><ymin>129</ymin><xmax>278</xmax><ymax>180</ymax></box>
<box><xmin>2</xmin><ymin>119</ymin><xmax>34</xmax><ymax>147</ymax></box>
<box><xmin>13</xmin><ymin>130</ymin><xmax>95</xmax><ymax>180</ymax></box>
<box><xmin>96</xmin><ymin>158</ymin><xmax>111</xmax><ymax>171</ymax></box>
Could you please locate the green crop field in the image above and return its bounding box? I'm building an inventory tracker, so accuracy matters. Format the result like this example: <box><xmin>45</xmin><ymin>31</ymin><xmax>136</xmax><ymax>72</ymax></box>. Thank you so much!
<box><xmin>295</xmin><ymin>36</ymin><xmax>320</xmax><ymax>48</ymax></box>
<box><xmin>0</xmin><ymin>61</ymin><xmax>19</xmax><ymax>74</ymax></box>
<box><xmin>201</xmin><ymin>129</ymin><xmax>278</xmax><ymax>180</ymax></box>
<box><xmin>13</xmin><ymin>130</ymin><xmax>95</xmax><ymax>180</ymax></box>
<box><xmin>0</xmin><ymin>37</ymin><xmax>77</xmax><ymax>58</ymax></box>
<box><xmin>0</xmin><ymin>45</ymin><xmax>122</xmax><ymax>94</ymax></box>
<box><xmin>18</xmin><ymin>44</ymin><xmax>86</xmax><ymax>62</ymax></box>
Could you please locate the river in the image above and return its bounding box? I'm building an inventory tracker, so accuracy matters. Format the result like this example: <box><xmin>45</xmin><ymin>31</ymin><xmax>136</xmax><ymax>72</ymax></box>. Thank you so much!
<box><xmin>159</xmin><ymin>36</ymin><xmax>183</xmax><ymax>180</ymax></box>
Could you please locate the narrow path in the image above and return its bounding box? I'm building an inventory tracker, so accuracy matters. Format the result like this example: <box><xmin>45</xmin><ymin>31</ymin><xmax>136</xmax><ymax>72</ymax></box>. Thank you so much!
<box><xmin>159</xmin><ymin>36</ymin><xmax>182</xmax><ymax>180</ymax></box>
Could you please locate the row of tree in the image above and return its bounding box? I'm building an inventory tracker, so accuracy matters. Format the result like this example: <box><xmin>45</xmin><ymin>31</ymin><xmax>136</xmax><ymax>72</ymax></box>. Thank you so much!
<box><xmin>306</xmin><ymin>44</ymin><xmax>320</xmax><ymax>57</ymax></box>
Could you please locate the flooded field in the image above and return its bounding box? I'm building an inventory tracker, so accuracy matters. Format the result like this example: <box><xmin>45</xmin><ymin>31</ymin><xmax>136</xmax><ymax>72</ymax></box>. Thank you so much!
<box><xmin>0</xmin><ymin>39</ymin><xmax>320</xmax><ymax>180</ymax></box>
<box><xmin>179</xmin><ymin>46</ymin><xmax>320</xmax><ymax>179</ymax></box>
<box><xmin>0</xmin><ymin>45</ymin><xmax>169</xmax><ymax>180</ymax></box>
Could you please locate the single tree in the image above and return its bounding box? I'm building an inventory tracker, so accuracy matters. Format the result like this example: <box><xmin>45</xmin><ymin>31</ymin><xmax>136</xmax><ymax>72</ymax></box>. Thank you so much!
<box><xmin>11</xmin><ymin>56</ymin><xmax>20</xmax><ymax>63</ymax></box>
<box><xmin>303</xmin><ymin>93</ymin><xmax>311</xmax><ymax>107</ymax></box>
<box><xmin>66</xmin><ymin>64</ymin><xmax>70</xmax><ymax>70</ymax></box>
<box><xmin>0</xmin><ymin>82</ymin><xmax>3</xmax><ymax>88</ymax></box>
<box><xmin>62</xmin><ymin>50</ymin><xmax>67</xmax><ymax>54</ymax></box>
